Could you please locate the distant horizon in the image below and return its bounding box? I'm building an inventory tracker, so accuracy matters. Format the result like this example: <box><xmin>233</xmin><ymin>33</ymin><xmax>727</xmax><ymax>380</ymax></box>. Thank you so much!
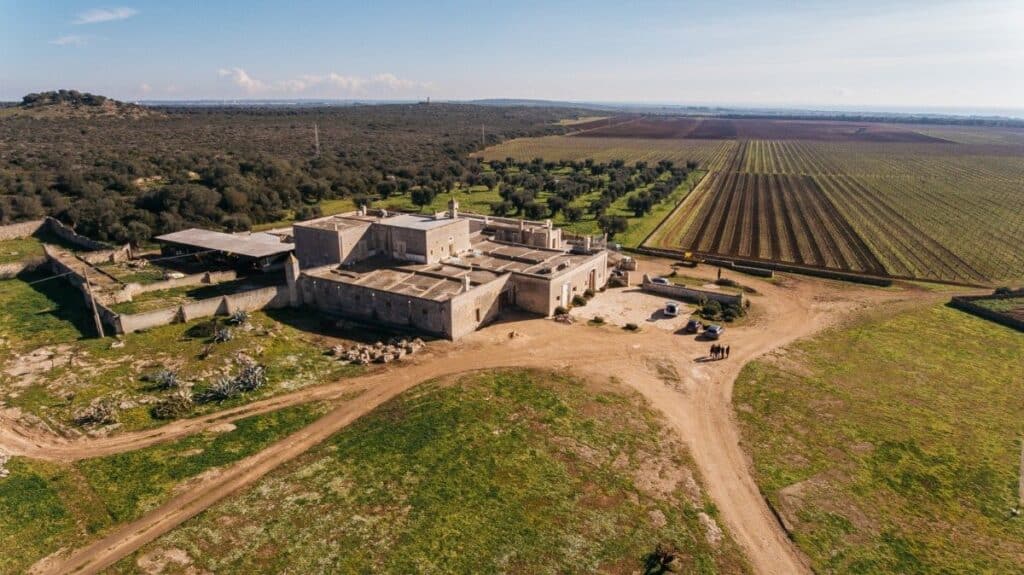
<box><xmin>11</xmin><ymin>92</ymin><xmax>1024</xmax><ymax>121</ymax></box>
<box><xmin>4</xmin><ymin>1</ymin><xmax>1021</xmax><ymax>112</ymax></box>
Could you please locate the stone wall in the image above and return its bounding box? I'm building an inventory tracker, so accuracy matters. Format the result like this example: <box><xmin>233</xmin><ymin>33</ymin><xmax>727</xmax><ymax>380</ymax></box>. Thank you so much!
<box><xmin>510</xmin><ymin>251</ymin><xmax>608</xmax><ymax>316</ymax></box>
<box><xmin>0</xmin><ymin>219</ymin><xmax>46</xmax><ymax>240</ymax></box>
<box><xmin>104</xmin><ymin>270</ymin><xmax>239</xmax><ymax>304</ymax></box>
<box><xmin>0</xmin><ymin>257</ymin><xmax>46</xmax><ymax>279</ymax></box>
<box><xmin>949</xmin><ymin>289</ymin><xmax>1024</xmax><ymax>332</ymax></box>
<box><xmin>641</xmin><ymin>276</ymin><xmax>743</xmax><ymax>306</ymax></box>
<box><xmin>448</xmin><ymin>274</ymin><xmax>510</xmax><ymax>339</ymax></box>
<box><xmin>114</xmin><ymin>285</ymin><xmax>290</xmax><ymax>334</ymax></box>
<box><xmin>300</xmin><ymin>274</ymin><xmax>451</xmax><ymax>337</ymax></box>
<box><xmin>42</xmin><ymin>217</ymin><xmax>115</xmax><ymax>251</ymax></box>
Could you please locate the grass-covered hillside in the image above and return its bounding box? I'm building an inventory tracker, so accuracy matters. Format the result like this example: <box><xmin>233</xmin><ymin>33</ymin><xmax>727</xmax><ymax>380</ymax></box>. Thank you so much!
<box><xmin>0</xmin><ymin>270</ymin><xmax>362</xmax><ymax>433</ymax></box>
<box><xmin>114</xmin><ymin>369</ymin><xmax>749</xmax><ymax>574</ymax></box>
<box><xmin>0</xmin><ymin>403</ymin><xmax>329</xmax><ymax>575</ymax></box>
<box><xmin>734</xmin><ymin>304</ymin><xmax>1024</xmax><ymax>573</ymax></box>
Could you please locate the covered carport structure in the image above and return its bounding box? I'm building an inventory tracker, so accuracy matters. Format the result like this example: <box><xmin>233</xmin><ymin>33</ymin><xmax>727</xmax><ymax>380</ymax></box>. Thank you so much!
<box><xmin>155</xmin><ymin>228</ymin><xmax>295</xmax><ymax>272</ymax></box>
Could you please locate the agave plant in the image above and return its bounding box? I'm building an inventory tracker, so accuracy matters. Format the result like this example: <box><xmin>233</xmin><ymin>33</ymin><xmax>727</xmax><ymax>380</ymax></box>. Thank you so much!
<box><xmin>197</xmin><ymin>376</ymin><xmax>240</xmax><ymax>403</ymax></box>
<box><xmin>153</xmin><ymin>368</ymin><xmax>179</xmax><ymax>390</ymax></box>
<box><xmin>235</xmin><ymin>362</ymin><xmax>267</xmax><ymax>392</ymax></box>
<box><xmin>213</xmin><ymin>327</ymin><xmax>233</xmax><ymax>343</ymax></box>
<box><xmin>228</xmin><ymin>310</ymin><xmax>250</xmax><ymax>326</ymax></box>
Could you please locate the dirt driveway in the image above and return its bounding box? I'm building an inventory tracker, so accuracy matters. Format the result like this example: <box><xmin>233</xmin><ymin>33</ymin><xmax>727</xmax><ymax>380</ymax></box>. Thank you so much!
<box><xmin>570</xmin><ymin>286</ymin><xmax>693</xmax><ymax>331</ymax></box>
<box><xmin>19</xmin><ymin>259</ymin><xmax>938</xmax><ymax>575</ymax></box>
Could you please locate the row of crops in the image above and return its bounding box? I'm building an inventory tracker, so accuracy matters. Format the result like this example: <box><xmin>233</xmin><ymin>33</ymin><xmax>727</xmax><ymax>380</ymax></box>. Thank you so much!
<box><xmin>479</xmin><ymin>128</ymin><xmax>1024</xmax><ymax>284</ymax></box>
<box><xmin>647</xmin><ymin>138</ymin><xmax>1024</xmax><ymax>284</ymax></box>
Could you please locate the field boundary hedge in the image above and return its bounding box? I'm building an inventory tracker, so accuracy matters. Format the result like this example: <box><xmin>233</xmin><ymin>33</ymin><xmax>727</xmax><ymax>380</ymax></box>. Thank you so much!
<box><xmin>949</xmin><ymin>290</ymin><xmax>1024</xmax><ymax>332</ymax></box>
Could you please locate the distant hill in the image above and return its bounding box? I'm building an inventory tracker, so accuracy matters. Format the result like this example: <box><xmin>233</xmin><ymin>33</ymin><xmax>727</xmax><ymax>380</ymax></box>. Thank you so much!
<box><xmin>1</xmin><ymin>90</ymin><xmax>154</xmax><ymax>119</ymax></box>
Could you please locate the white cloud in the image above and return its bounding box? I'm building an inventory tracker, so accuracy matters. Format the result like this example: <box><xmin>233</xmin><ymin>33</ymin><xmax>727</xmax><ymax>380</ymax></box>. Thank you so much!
<box><xmin>218</xmin><ymin>67</ymin><xmax>267</xmax><ymax>93</ymax></box>
<box><xmin>49</xmin><ymin>35</ymin><xmax>88</xmax><ymax>46</ymax></box>
<box><xmin>75</xmin><ymin>7</ymin><xmax>138</xmax><ymax>25</ymax></box>
<box><xmin>217</xmin><ymin>68</ymin><xmax>432</xmax><ymax>98</ymax></box>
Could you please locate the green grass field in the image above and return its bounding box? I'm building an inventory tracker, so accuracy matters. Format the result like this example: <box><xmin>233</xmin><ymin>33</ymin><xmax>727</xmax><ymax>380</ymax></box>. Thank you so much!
<box><xmin>0</xmin><ymin>236</ymin><xmax>46</xmax><ymax>264</ymax></box>
<box><xmin>0</xmin><ymin>403</ymin><xmax>328</xmax><ymax>575</ymax></box>
<box><xmin>112</xmin><ymin>369</ymin><xmax>749</xmax><ymax>574</ymax></box>
<box><xmin>0</xmin><ymin>270</ymin><xmax>96</xmax><ymax>352</ymax></box>
<box><xmin>734</xmin><ymin>304</ymin><xmax>1024</xmax><ymax>573</ymax></box>
<box><xmin>0</xmin><ymin>272</ymin><xmax>362</xmax><ymax>432</ymax></box>
<box><xmin>974</xmin><ymin>296</ymin><xmax>1024</xmax><ymax>314</ymax></box>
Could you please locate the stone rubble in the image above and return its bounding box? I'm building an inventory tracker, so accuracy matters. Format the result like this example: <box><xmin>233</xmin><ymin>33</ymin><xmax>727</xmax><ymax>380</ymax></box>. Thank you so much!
<box><xmin>331</xmin><ymin>337</ymin><xmax>425</xmax><ymax>365</ymax></box>
<box><xmin>0</xmin><ymin>449</ymin><xmax>9</xmax><ymax>479</ymax></box>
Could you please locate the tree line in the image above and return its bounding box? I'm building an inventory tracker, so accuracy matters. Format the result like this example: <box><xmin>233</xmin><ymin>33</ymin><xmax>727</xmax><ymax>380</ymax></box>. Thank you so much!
<box><xmin>0</xmin><ymin>101</ymin><xmax>574</xmax><ymax>244</ymax></box>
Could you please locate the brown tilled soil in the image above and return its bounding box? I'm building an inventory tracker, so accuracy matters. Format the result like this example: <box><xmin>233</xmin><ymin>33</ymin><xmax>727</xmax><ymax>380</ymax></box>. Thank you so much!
<box><xmin>576</xmin><ymin>117</ymin><xmax>951</xmax><ymax>143</ymax></box>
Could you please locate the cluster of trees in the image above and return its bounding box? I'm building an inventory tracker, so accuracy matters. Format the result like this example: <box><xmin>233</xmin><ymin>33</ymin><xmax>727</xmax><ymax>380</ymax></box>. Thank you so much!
<box><xmin>0</xmin><ymin>100</ymin><xmax>572</xmax><ymax>244</ymax></box>
<box><xmin>20</xmin><ymin>89</ymin><xmax>112</xmax><ymax>108</ymax></box>
<box><xmin>475</xmin><ymin>157</ymin><xmax>697</xmax><ymax>238</ymax></box>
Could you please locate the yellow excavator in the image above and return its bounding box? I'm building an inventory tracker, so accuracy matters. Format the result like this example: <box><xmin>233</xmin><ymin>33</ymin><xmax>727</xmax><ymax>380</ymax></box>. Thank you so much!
<box><xmin>679</xmin><ymin>251</ymin><xmax>703</xmax><ymax>267</ymax></box>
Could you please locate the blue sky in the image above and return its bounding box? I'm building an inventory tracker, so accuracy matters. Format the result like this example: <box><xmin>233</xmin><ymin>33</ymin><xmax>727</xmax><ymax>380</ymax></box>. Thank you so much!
<box><xmin>2</xmin><ymin>0</ymin><xmax>1022</xmax><ymax>111</ymax></box>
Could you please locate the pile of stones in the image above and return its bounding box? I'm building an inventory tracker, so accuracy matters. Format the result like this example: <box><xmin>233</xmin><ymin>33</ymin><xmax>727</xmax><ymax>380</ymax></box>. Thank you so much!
<box><xmin>332</xmin><ymin>337</ymin><xmax>426</xmax><ymax>365</ymax></box>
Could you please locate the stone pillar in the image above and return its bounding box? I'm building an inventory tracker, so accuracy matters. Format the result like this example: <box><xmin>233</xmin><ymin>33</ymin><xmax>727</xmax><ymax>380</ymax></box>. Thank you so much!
<box><xmin>285</xmin><ymin>254</ymin><xmax>301</xmax><ymax>307</ymax></box>
<box><xmin>463</xmin><ymin>275</ymin><xmax>472</xmax><ymax>292</ymax></box>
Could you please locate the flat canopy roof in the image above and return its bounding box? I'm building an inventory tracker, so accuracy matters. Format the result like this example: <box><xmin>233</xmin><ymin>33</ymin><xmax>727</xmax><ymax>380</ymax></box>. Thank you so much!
<box><xmin>155</xmin><ymin>228</ymin><xmax>295</xmax><ymax>259</ymax></box>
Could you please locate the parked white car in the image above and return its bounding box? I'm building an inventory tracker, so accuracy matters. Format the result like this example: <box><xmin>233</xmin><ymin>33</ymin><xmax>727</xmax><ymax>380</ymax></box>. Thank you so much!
<box><xmin>664</xmin><ymin>301</ymin><xmax>681</xmax><ymax>317</ymax></box>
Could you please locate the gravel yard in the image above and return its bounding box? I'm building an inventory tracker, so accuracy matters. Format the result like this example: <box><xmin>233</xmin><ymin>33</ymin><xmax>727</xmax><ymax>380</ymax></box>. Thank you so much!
<box><xmin>570</xmin><ymin>287</ymin><xmax>693</xmax><ymax>331</ymax></box>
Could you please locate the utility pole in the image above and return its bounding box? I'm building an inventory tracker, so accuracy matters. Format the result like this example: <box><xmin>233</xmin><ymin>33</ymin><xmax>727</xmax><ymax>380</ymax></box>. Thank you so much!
<box><xmin>314</xmin><ymin>123</ymin><xmax>321</xmax><ymax>158</ymax></box>
<box><xmin>83</xmin><ymin>269</ymin><xmax>105</xmax><ymax>338</ymax></box>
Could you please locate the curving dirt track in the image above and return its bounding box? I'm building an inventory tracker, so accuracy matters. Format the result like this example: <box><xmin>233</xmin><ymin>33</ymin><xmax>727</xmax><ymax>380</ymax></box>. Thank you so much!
<box><xmin>15</xmin><ymin>260</ymin><xmax>933</xmax><ymax>575</ymax></box>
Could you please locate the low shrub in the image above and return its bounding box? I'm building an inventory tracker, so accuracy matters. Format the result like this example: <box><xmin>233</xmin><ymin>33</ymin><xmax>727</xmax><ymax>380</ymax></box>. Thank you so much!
<box><xmin>624</xmin><ymin>322</ymin><xmax>639</xmax><ymax>331</ymax></box>
<box><xmin>73</xmin><ymin>399</ymin><xmax>118</xmax><ymax>427</ymax></box>
<box><xmin>583</xmin><ymin>288</ymin><xmax>595</xmax><ymax>299</ymax></box>
<box><xmin>151</xmin><ymin>391</ymin><xmax>194</xmax><ymax>419</ymax></box>
<box><xmin>589</xmin><ymin>316</ymin><xmax>605</xmax><ymax>325</ymax></box>
<box><xmin>571</xmin><ymin>294</ymin><xmax>587</xmax><ymax>307</ymax></box>
<box><xmin>554</xmin><ymin>305</ymin><xmax>569</xmax><ymax>315</ymax></box>
<box><xmin>186</xmin><ymin>319</ymin><xmax>219</xmax><ymax>339</ymax></box>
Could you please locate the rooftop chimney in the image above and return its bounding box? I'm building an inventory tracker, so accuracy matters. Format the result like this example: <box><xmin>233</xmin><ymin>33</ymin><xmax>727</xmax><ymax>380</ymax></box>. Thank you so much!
<box><xmin>463</xmin><ymin>275</ymin><xmax>472</xmax><ymax>292</ymax></box>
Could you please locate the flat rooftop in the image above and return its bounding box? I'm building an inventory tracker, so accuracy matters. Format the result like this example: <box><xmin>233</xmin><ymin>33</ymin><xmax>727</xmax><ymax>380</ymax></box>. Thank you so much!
<box><xmin>379</xmin><ymin>213</ymin><xmax>463</xmax><ymax>231</ymax></box>
<box><xmin>306</xmin><ymin>261</ymin><xmax>503</xmax><ymax>302</ymax></box>
<box><xmin>294</xmin><ymin>214</ymin><xmax>374</xmax><ymax>231</ymax></box>
<box><xmin>465</xmin><ymin>238</ymin><xmax>595</xmax><ymax>276</ymax></box>
<box><xmin>156</xmin><ymin>228</ymin><xmax>294</xmax><ymax>259</ymax></box>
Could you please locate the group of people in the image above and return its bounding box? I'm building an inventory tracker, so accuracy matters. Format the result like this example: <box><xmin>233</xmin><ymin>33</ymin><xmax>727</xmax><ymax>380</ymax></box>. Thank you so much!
<box><xmin>710</xmin><ymin>344</ymin><xmax>730</xmax><ymax>359</ymax></box>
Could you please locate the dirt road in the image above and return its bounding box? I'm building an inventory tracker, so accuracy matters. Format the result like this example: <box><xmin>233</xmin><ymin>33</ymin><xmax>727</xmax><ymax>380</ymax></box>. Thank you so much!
<box><xmin>21</xmin><ymin>264</ymin><xmax>926</xmax><ymax>575</ymax></box>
